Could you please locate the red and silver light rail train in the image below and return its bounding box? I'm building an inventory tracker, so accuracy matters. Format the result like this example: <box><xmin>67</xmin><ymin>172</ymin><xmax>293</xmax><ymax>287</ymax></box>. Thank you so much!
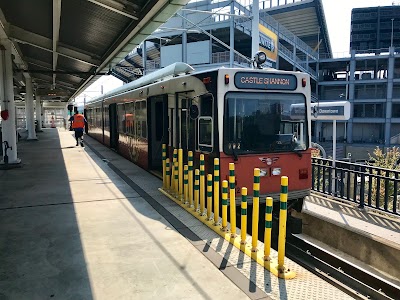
<box><xmin>85</xmin><ymin>62</ymin><xmax>312</xmax><ymax>211</ymax></box>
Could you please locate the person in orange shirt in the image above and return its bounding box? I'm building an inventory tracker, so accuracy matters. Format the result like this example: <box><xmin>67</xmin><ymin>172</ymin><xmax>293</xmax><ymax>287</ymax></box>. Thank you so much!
<box><xmin>69</xmin><ymin>111</ymin><xmax>87</xmax><ymax>147</ymax></box>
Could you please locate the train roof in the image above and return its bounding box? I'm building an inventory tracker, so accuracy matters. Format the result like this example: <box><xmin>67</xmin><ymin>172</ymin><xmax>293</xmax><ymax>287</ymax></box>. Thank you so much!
<box><xmin>85</xmin><ymin>63</ymin><xmax>309</xmax><ymax>105</ymax></box>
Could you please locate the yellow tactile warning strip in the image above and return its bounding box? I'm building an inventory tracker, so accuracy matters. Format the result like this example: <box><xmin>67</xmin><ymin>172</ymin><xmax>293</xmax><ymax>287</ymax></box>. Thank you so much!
<box><xmin>158</xmin><ymin>191</ymin><xmax>355</xmax><ymax>300</ymax></box>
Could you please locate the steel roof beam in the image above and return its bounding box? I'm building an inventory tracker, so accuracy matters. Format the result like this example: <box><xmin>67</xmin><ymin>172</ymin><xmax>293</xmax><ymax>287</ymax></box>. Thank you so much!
<box><xmin>9</xmin><ymin>25</ymin><xmax>101</xmax><ymax>67</ymax></box>
<box><xmin>87</xmin><ymin>0</ymin><xmax>138</xmax><ymax>20</ymax></box>
<box><xmin>53</xmin><ymin>0</ymin><xmax>62</xmax><ymax>88</ymax></box>
<box><xmin>25</xmin><ymin>57</ymin><xmax>85</xmax><ymax>80</ymax></box>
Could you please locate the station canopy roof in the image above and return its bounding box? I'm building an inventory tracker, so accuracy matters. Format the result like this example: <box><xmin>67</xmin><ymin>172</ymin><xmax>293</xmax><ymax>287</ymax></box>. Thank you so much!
<box><xmin>0</xmin><ymin>0</ymin><xmax>190</xmax><ymax>102</ymax></box>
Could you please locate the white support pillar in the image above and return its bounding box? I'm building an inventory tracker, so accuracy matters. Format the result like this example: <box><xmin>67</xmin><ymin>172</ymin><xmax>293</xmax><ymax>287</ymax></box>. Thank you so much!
<box><xmin>251</xmin><ymin>0</ymin><xmax>260</xmax><ymax>59</ymax></box>
<box><xmin>25</xmin><ymin>76</ymin><xmax>37</xmax><ymax>140</ymax></box>
<box><xmin>35</xmin><ymin>96</ymin><xmax>42</xmax><ymax>132</ymax></box>
<box><xmin>0</xmin><ymin>39</ymin><xmax>20</xmax><ymax>164</ymax></box>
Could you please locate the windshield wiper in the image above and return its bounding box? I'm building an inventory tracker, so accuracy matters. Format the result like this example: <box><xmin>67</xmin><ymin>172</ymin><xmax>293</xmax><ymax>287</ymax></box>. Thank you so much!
<box><xmin>231</xmin><ymin>142</ymin><xmax>239</xmax><ymax>161</ymax></box>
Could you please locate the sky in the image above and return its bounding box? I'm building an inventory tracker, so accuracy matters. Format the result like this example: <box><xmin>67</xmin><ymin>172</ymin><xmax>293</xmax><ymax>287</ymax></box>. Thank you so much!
<box><xmin>77</xmin><ymin>0</ymin><xmax>398</xmax><ymax>102</ymax></box>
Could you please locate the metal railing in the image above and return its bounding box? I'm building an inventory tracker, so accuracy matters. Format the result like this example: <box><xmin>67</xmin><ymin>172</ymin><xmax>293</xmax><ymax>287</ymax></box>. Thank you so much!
<box><xmin>312</xmin><ymin>157</ymin><xmax>400</xmax><ymax>216</ymax></box>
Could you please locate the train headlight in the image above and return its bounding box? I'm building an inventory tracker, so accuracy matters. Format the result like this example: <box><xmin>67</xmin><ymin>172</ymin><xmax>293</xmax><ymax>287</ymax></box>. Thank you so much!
<box><xmin>253</xmin><ymin>51</ymin><xmax>267</xmax><ymax>69</ymax></box>
<box><xmin>272</xmin><ymin>168</ymin><xmax>281</xmax><ymax>176</ymax></box>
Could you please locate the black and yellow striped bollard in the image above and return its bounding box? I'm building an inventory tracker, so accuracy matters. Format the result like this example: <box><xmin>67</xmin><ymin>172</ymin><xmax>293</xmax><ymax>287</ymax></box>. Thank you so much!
<box><xmin>194</xmin><ymin>169</ymin><xmax>200</xmax><ymax>212</ymax></box>
<box><xmin>200</xmin><ymin>154</ymin><xmax>205</xmax><ymax>215</ymax></box>
<box><xmin>184</xmin><ymin>165</ymin><xmax>188</xmax><ymax>204</ymax></box>
<box><xmin>221</xmin><ymin>180</ymin><xmax>228</xmax><ymax>231</ymax></box>
<box><xmin>207</xmin><ymin>174</ymin><xmax>213</xmax><ymax>220</ymax></box>
<box><xmin>174</xmin><ymin>161</ymin><xmax>179</xmax><ymax>197</ymax></box>
<box><xmin>252</xmin><ymin>168</ymin><xmax>260</xmax><ymax>252</ymax></box>
<box><xmin>162</xmin><ymin>144</ymin><xmax>167</xmax><ymax>189</ymax></box>
<box><xmin>213</xmin><ymin>158</ymin><xmax>220</xmax><ymax>225</ymax></box>
<box><xmin>229</xmin><ymin>163</ymin><xmax>236</xmax><ymax>237</ymax></box>
<box><xmin>278</xmin><ymin>176</ymin><xmax>288</xmax><ymax>271</ymax></box>
<box><xmin>188</xmin><ymin>151</ymin><xmax>193</xmax><ymax>207</ymax></box>
<box><xmin>178</xmin><ymin>149</ymin><xmax>183</xmax><ymax>200</ymax></box>
<box><xmin>241</xmin><ymin>187</ymin><xmax>247</xmax><ymax>244</ymax></box>
<box><xmin>264</xmin><ymin>197</ymin><xmax>273</xmax><ymax>260</ymax></box>
<box><xmin>165</xmin><ymin>158</ymin><xmax>170</xmax><ymax>192</ymax></box>
<box><xmin>172</xmin><ymin>149</ymin><xmax>177</xmax><ymax>192</ymax></box>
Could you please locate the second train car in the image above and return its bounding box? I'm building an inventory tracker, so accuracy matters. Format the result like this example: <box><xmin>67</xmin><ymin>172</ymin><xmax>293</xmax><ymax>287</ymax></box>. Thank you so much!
<box><xmin>85</xmin><ymin>61</ymin><xmax>312</xmax><ymax>211</ymax></box>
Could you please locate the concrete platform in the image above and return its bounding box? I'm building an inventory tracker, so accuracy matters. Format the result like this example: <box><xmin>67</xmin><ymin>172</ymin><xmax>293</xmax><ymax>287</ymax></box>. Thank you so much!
<box><xmin>297</xmin><ymin>193</ymin><xmax>400</xmax><ymax>286</ymax></box>
<box><xmin>0</xmin><ymin>128</ymin><xmax>356</xmax><ymax>300</ymax></box>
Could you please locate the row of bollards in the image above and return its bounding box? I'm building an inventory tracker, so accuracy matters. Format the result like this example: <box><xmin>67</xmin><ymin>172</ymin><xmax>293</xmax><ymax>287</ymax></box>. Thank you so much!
<box><xmin>160</xmin><ymin>145</ymin><xmax>295</xmax><ymax>279</ymax></box>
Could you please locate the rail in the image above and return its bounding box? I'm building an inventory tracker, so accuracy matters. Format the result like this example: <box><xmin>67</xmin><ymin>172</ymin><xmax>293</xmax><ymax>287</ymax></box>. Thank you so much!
<box><xmin>312</xmin><ymin>157</ymin><xmax>400</xmax><ymax>216</ymax></box>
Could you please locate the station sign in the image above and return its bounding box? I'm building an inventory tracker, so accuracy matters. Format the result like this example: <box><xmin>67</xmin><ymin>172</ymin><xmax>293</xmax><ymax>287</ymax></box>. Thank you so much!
<box><xmin>234</xmin><ymin>72</ymin><xmax>297</xmax><ymax>90</ymax></box>
<box><xmin>289</xmin><ymin>101</ymin><xmax>351</xmax><ymax>121</ymax></box>
<box><xmin>311</xmin><ymin>101</ymin><xmax>350</xmax><ymax>121</ymax></box>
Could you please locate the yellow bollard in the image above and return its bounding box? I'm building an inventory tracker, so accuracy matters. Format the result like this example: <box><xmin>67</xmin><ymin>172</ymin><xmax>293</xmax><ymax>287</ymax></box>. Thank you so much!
<box><xmin>178</xmin><ymin>149</ymin><xmax>183</xmax><ymax>199</ymax></box>
<box><xmin>221</xmin><ymin>180</ymin><xmax>228</xmax><ymax>231</ymax></box>
<box><xmin>241</xmin><ymin>187</ymin><xmax>247</xmax><ymax>244</ymax></box>
<box><xmin>174</xmin><ymin>161</ymin><xmax>179</xmax><ymax>196</ymax></box>
<box><xmin>172</xmin><ymin>149</ymin><xmax>177</xmax><ymax>192</ymax></box>
<box><xmin>184</xmin><ymin>165</ymin><xmax>188</xmax><ymax>204</ymax></box>
<box><xmin>200</xmin><ymin>154</ymin><xmax>205</xmax><ymax>215</ymax></box>
<box><xmin>165</xmin><ymin>158</ymin><xmax>170</xmax><ymax>191</ymax></box>
<box><xmin>207</xmin><ymin>174</ymin><xmax>213</xmax><ymax>220</ymax></box>
<box><xmin>213</xmin><ymin>158</ymin><xmax>220</xmax><ymax>225</ymax></box>
<box><xmin>194</xmin><ymin>169</ymin><xmax>200</xmax><ymax>211</ymax></box>
<box><xmin>162</xmin><ymin>144</ymin><xmax>167</xmax><ymax>189</ymax></box>
<box><xmin>188</xmin><ymin>151</ymin><xmax>193</xmax><ymax>207</ymax></box>
<box><xmin>252</xmin><ymin>168</ymin><xmax>260</xmax><ymax>252</ymax></box>
<box><xmin>229</xmin><ymin>163</ymin><xmax>236</xmax><ymax>237</ymax></box>
<box><xmin>264</xmin><ymin>197</ymin><xmax>273</xmax><ymax>260</ymax></box>
<box><xmin>278</xmin><ymin>176</ymin><xmax>289</xmax><ymax>271</ymax></box>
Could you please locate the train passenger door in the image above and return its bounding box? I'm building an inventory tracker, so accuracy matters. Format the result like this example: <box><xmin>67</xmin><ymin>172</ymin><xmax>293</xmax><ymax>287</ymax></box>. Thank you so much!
<box><xmin>109</xmin><ymin>103</ymin><xmax>118</xmax><ymax>150</ymax></box>
<box><xmin>176</xmin><ymin>92</ymin><xmax>196</xmax><ymax>155</ymax></box>
<box><xmin>148</xmin><ymin>95</ymin><xmax>168</xmax><ymax>171</ymax></box>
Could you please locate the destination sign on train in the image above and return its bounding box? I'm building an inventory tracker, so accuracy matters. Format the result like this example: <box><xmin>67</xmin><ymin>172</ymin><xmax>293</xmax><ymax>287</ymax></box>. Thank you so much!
<box><xmin>234</xmin><ymin>72</ymin><xmax>297</xmax><ymax>90</ymax></box>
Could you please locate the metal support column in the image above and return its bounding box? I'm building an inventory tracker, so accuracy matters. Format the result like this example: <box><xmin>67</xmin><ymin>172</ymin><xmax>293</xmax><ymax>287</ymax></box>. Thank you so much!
<box><xmin>35</xmin><ymin>96</ymin><xmax>42</xmax><ymax>132</ymax></box>
<box><xmin>385</xmin><ymin>46</ymin><xmax>395</xmax><ymax>146</ymax></box>
<box><xmin>347</xmin><ymin>50</ymin><xmax>356</xmax><ymax>143</ymax></box>
<box><xmin>251</xmin><ymin>0</ymin><xmax>259</xmax><ymax>59</ymax></box>
<box><xmin>25</xmin><ymin>76</ymin><xmax>37</xmax><ymax>140</ymax></box>
<box><xmin>229</xmin><ymin>2</ymin><xmax>235</xmax><ymax>67</ymax></box>
<box><xmin>0</xmin><ymin>39</ymin><xmax>20</xmax><ymax>164</ymax></box>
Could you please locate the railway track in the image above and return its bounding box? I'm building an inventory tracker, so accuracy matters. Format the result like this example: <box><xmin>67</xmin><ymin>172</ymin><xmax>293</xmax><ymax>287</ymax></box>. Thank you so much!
<box><xmin>285</xmin><ymin>233</ymin><xmax>400</xmax><ymax>300</ymax></box>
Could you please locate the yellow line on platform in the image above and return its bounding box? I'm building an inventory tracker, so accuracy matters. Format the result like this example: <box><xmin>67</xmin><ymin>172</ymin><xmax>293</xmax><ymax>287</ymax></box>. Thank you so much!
<box><xmin>158</xmin><ymin>187</ymin><xmax>295</xmax><ymax>279</ymax></box>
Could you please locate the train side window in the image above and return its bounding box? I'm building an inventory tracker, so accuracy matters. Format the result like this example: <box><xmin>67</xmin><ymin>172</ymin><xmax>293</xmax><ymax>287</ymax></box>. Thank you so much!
<box><xmin>200</xmin><ymin>95</ymin><xmax>213</xmax><ymax>117</ymax></box>
<box><xmin>198</xmin><ymin>116</ymin><xmax>213</xmax><ymax>152</ymax></box>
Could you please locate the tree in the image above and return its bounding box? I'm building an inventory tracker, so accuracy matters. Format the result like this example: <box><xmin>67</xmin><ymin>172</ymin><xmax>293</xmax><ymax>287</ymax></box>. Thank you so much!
<box><xmin>366</xmin><ymin>146</ymin><xmax>400</xmax><ymax>211</ymax></box>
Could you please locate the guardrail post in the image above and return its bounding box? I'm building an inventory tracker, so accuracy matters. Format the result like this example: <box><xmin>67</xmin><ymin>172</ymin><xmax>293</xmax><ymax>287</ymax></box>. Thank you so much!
<box><xmin>264</xmin><ymin>196</ymin><xmax>273</xmax><ymax>260</ymax></box>
<box><xmin>252</xmin><ymin>168</ymin><xmax>260</xmax><ymax>252</ymax></box>
<box><xmin>229</xmin><ymin>163</ymin><xmax>236</xmax><ymax>237</ymax></box>
<box><xmin>214</xmin><ymin>158</ymin><xmax>220</xmax><ymax>225</ymax></box>
<box><xmin>241</xmin><ymin>187</ymin><xmax>247</xmax><ymax>244</ymax></box>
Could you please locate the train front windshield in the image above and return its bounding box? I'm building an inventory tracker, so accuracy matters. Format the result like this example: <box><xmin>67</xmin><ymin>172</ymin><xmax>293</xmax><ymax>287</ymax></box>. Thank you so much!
<box><xmin>224</xmin><ymin>92</ymin><xmax>308</xmax><ymax>155</ymax></box>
